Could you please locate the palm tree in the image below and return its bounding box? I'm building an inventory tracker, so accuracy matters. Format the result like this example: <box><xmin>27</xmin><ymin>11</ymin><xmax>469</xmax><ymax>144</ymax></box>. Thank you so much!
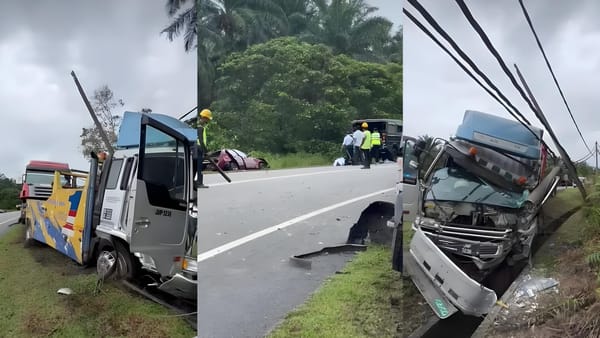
<box><xmin>417</xmin><ymin>134</ymin><xmax>442</xmax><ymax>175</ymax></box>
<box><xmin>197</xmin><ymin>0</ymin><xmax>288</xmax><ymax>54</ymax></box>
<box><xmin>162</xmin><ymin>0</ymin><xmax>197</xmax><ymax>52</ymax></box>
<box><xmin>193</xmin><ymin>0</ymin><xmax>290</xmax><ymax>110</ymax></box>
<box><xmin>273</xmin><ymin>0</ymin><xmax>316</xmax><ymax>37</ymax></box>
<box><xmin>384</xmin><ymin>27</ymin><xmax>402</xmax><ymax>64</ymax></box>
<box><xmin>304</xmin><ymin>0</ymin><xmax>394</xmax><ymax>62</ymax></box>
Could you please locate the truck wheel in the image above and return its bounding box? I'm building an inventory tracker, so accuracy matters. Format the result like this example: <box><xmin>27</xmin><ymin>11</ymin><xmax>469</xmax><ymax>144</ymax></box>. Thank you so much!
<box><xmin>97</xmin><ymin>241</ymin><xmax>139</xmax><ymax>281</ymax></box>
<box><xmin>114</xmin><ymin>240</ymin><xmax>140</xmax><ymax>280</ymax></box>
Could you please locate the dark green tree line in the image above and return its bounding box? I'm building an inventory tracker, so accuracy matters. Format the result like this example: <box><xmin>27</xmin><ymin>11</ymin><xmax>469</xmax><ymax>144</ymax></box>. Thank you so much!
<box><xmin>0</xmin><ymin>174</ymin><xmax>20</xmax><ymax>210</ymax></box>
<box><xmin>210</xmin><ymin>37</ymin><xmax>401</xmax><ymax>155</ymax></box>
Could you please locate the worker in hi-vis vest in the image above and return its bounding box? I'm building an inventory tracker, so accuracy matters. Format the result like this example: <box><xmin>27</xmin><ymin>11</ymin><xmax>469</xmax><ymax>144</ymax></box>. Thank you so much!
<box><xmin>196</xmin><ymin>109</ymin><xmax>212</xmax><ymax>189</ymax></box>
<box><xmin>360</xmin><ymin>122</ymin><xmax>372</xmax><ymax>169</ymax></box>
<box><xmin>371</xmin><ymin>128</ymin><xmax>382</xmax><ymax>164</ymax></box>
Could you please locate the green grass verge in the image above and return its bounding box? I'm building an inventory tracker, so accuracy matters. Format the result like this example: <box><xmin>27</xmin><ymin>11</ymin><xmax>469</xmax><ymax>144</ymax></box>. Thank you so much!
<box><xmin>251</xmin><ymin>152</ymin><xmax>333</xmax><ymax>169</ymax></box>
<box><xmin>267</xmin><ymin>245</ymin><xmax>422</xmax><ymax>338</ymax></box>
<box><xmin>0</xmin><ymin>224</ymin><xmax>195</xmax><ymax>338</ymax></box>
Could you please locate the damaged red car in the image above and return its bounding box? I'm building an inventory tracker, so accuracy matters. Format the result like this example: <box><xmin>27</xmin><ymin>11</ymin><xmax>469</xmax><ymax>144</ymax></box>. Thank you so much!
<box><xmin>206</xmin><ymin>149</ymin><xmax>269</xmax><ymax>171</ymax></box>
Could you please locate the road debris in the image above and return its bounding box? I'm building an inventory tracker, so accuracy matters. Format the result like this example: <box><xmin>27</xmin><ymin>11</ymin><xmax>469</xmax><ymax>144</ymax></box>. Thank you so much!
<box><xmin>57</xmin><ymin>288</ymin><xmax>73</xmax><ymax>295</ymax></box>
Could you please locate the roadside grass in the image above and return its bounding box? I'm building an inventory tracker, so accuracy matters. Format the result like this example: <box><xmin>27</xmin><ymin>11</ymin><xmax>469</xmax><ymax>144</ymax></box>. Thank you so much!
<box><xmin>267</xmin><ymin>245</ymin><xmax>430</xmax><ymax>338</ymax></box>
<box><xmin>532</xmin><ymin>187</ymin><xmax>584</xmax><ymax>272</ymax></box>
<box><xmin>250</xmin><ymin>152</ymin><xmax>333</xmax><ymax>169</ymax></box>
<box><xmin>0</xmin><ymin>224</ymin><xmax>195</xmax><ymax>338</ymax></box>
<box><xmin>487</xmin><ymin>182</ymin><xmax>600</xmax><ymax>337</ymax></box>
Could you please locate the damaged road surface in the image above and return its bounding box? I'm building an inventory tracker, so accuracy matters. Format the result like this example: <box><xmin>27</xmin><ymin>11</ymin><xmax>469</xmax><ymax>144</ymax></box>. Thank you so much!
<box><xmin>197</xmin><ymin>165</ymin><xmax>396</xmax><ymax>338</ymax></box>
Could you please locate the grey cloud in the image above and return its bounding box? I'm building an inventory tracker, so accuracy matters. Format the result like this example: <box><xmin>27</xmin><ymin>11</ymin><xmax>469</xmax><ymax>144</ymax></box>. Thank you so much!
<box><xmin>0</xmin><ymin>0</ymin><xmax>194</xmax><ymax>179</ymax></box>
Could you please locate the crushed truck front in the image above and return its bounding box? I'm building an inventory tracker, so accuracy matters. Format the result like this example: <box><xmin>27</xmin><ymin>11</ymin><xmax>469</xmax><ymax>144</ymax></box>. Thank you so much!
<box><xmin>404</xmin><ymin>110</ymin><xmax>560</xmax><ymax>318</ymax></box>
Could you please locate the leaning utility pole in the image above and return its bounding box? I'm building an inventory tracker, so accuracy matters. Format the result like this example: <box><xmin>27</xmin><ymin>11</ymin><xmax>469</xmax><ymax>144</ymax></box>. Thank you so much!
<box><xmin>70</xmin><ymin>71</ymin><xmax>115</xmax><ymax>154</ymax></box>
<box><xmin>514</xmin><ymin>64</ymin><xmax>586</xmax><ymax>199</ymax></box>
<box><xmin>594</xmin><ymin>141</ymin><xmax>598</xmax><ymax>184</ymax></box>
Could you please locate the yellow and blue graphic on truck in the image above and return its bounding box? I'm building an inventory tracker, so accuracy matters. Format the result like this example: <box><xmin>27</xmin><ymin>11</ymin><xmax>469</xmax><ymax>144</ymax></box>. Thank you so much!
<box><xmin>26</xmin><ymin>171</ymin><xmax>90</xmax><ymax>264</ymax></box>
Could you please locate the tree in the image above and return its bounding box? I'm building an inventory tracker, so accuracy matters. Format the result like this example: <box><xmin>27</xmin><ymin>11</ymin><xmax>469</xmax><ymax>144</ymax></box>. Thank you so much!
<box><xmin>384</xmin><ymin>27</ymin><xmax>402</xmax><ymax>64</ymax></box>
<box><xmin>141</xmin><ymin>108</ymin><xmax>153</xmax><ymax>114</ymax></box>
<box><xmin>0</xmin><ymin>174</ymin><xmax>20</xmax><ymax>210</ymax></box>
<box><xmin>80</xmin><ymin>86</ymin><xmax>124</xmax><ymax>158</ymax></box>
<box><xmin>162</xmin><ymin>0</ymin><xmax>197</xmax><ymax>52</ymax></box>
<box><xmin>302</xmin><ymin>0</ymin><xmax>395</xmax><ymax>62</ymax></box>
<box><xmin>195</xmin><ymin>0</ymin><xmax>289</xmax><ymax>110</ymax></box>
<box><xmin>212</xmin><ymin>37</ymin><xmax>402</xmax><ymax>154</ymax></box>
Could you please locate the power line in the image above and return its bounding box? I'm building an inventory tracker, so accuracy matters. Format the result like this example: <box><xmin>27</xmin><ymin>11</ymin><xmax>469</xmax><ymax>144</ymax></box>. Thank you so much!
<box><xmin>517</xmin><ymin>0</ymin><xmax>592</xmax><ymax>155</ymax></box>
<box><xmin>454</xmin><ymin>0</ymin><xmax>540</xmax><ymax>119</ymax></box>
<box><xmin>403</xmin><ymin>0</ymin><xmax>556</xmax><ymax>158</ymax></box>
<box><xmin>405</xmin><ymin>0</ymin><xmax>530</xmax><ymax>126</ymax></box>
<box><xmin>575</xmin><ymin>151</ymin><xmax>593</xmax><ymax>163</ymax></box>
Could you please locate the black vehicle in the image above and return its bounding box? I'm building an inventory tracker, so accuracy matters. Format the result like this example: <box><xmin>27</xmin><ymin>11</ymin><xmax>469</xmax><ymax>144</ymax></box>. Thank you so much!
<box><xmin>351</xmin><ymin>118</ymin><xmax>402</xmax><ymax>161</ymax></box>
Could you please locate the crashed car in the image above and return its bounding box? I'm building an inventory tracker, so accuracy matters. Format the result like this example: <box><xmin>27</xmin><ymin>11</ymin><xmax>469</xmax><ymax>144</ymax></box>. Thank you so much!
<box><xmin>402</xmin><ymin>110</ymin><xmax>560</xmax><ymax>318</ymax></box>
<box><xmin>206</xmin><ymin>149</ymin><xmax>269</xmax><ymax>171</ymax></box>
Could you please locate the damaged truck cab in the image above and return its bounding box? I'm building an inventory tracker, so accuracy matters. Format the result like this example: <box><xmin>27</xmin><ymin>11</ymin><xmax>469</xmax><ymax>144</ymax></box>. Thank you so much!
<box><xmin>403</xmin><ymin>110</ymin><xmax>560</xmax><ymax>318</ymax></box>
<box><xmin>24</xmin><ymin>111</ymin><xmax>198</xmax><ymax>300</ymax></box>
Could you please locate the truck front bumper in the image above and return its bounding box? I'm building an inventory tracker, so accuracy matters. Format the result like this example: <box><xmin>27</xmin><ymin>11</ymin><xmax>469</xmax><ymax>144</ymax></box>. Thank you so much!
<box><xmin>158</xmin><ymin>272</ymin><xmax>197</xmax><ymax>300</ymax></box>
<box><xmin>405</xmin><ymin>228</ymin><xmax>497</xmax><ymax>318</ymax></box>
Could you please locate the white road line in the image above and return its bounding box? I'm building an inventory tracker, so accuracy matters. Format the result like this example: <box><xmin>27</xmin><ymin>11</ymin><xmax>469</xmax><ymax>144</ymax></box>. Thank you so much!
<box><xmin>197</xmin><ymin>187</ymin><xmax>394</xmax><ymax>262</ymax></box>
<box><xmin>207</xmin><ymin>165</ymin><xmax>394</xmax><ymax>187</ymax></box>
<box><xmin>0</xmin><ymin>218</ymin><xmax>18</xmax><ymax>225</ymax></box>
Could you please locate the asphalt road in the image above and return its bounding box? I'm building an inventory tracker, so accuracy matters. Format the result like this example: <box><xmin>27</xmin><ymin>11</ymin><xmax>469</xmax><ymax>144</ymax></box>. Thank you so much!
<box><xmin>0</xmin><ymin>211</ymin><xmax>20</xmax><ymax>237</ymax></box>
<box><xmin>197</xmin><ymin>164</ymin><xmax>397</xmax><ymax>338</ymax></box>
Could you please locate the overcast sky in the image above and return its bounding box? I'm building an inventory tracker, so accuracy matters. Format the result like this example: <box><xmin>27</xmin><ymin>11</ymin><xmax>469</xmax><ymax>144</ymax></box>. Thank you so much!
<box><xmin>369</xmin><ymin>0</ymin><xmax>402</xmax><ymax>32</ymax></box>
<box><xmin>404</xmin><ymin>0</ymin><xmax>600</xmax><ymax>165</ymax></box>
<box><xmin>0</xmin><ymin>1</ymin><xmax>195</xmax><ymax>180</ymax></box>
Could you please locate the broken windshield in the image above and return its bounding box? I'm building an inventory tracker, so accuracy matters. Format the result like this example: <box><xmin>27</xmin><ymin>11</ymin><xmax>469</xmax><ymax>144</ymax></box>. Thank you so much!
<box><xmin>425</xmin><ymin>167</ymin><xmax>528</xmax><ymax>208</ymax></box>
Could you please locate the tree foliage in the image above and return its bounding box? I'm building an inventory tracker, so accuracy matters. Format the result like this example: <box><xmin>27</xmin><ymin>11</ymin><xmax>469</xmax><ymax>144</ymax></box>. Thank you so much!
<box><xmin>162</xmin><ymin>0</ymin><xmax>197</xmax><ymax>52</ymax></box>
<box><xmin>80</xmin><ymin>86</ymin><xmax>124</xmax><ymax>158</ymax></box>
<box><xmin>0</xmin><ymin>174</ymin><xmax>20</xmax><ymax>210</ymax></box>
<box><xmin>189</xmin><ymin>0</ymin><xmax>401</xmax><ymax>110</ymax></box>
<box><xmin>211</xmin><ymin>37</ymin><xmax>401</xmax><ymax>155</ymax></box>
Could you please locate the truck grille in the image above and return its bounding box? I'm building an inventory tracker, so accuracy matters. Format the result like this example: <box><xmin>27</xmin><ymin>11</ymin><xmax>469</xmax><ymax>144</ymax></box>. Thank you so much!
<box><xmin>33</xmin><ymin>186</ymin><xmax>52</xmax><ymax>198</ymax></box>
<box><xmin>419</xmin><ymin>223</ymin><xmax>512</xmax><ymax>259</ymax></box>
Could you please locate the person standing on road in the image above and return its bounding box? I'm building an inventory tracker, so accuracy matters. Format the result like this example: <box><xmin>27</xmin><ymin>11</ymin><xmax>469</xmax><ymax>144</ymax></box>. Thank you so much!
<box><xmin>371</xmin><ymin>128</ymin><xmax>382</xmax><ymax>164</ymax></box>
<box><xmin>196</xmin><ymin>109</ymin><xmax>213</xmax><ymax>189</ymax></box>
<box><xmin>360</xmin><ymin>122</ymin><xmax>372</xmax><ymax>169</ymax></box>
<box><xmin>352</xmin><ymin>125</ymin><xmax>364</xmax><ymax>165</ymax></box>
<box><xmin>341</xmin><ymin>131</ymin><xmax>354</xmax><ymax>164</ymax></box>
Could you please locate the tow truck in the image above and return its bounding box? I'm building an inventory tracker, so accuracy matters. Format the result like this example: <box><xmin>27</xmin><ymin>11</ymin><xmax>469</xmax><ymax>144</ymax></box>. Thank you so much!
<box><xmin>23</xmin><ymin>111</ymin><xmax>198</xmax><ymax>300</ymax></box>
<box><xmin>397</xmin><ymin>110</ymin><xmax>560</xmax><ymax>318</ymax></box>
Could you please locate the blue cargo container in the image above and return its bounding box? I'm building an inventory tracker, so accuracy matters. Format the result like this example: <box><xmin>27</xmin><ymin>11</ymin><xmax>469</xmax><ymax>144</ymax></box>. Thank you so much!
<box><xmin>455</xmin><ymin>110</ymin><xmax>543</xmax><ymax>160</ymax></box>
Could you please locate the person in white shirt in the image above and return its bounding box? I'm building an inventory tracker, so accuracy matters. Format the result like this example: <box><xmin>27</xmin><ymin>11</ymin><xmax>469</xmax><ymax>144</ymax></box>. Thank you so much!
<box><xmin>341</xmin><ymin>131</ymin><xmax>354</xmax><ymax>164</ymax></box>
<box><xmin>352</xmin><ymin>126</ymin><xmax>364</xmax><ymax>165</ymax></box>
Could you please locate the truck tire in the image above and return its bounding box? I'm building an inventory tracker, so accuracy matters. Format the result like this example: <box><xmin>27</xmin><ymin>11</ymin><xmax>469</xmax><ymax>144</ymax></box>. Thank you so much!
<box><xmin>97</xmin><ymin>240</ymin><xmax>139</xmax><ymax>281</ymax></box>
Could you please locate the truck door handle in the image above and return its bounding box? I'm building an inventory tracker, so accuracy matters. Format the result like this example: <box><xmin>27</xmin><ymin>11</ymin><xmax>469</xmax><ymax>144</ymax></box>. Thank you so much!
<box><xmin>135</xmin><ymin>218</ymin><xmax>150</xmax><ymax>228</ymax></box>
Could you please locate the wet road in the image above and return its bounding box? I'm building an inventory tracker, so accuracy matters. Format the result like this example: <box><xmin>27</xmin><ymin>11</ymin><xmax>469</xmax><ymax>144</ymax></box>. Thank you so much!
<box><xmin>0</xmin><ymin>211</ymin><xmax>19</xmax><ymax>237</ymax></box>
<box><xmin>197</xmin><ymin>164</ymin><xmax>397</xmax><ymax>338</ymax></box>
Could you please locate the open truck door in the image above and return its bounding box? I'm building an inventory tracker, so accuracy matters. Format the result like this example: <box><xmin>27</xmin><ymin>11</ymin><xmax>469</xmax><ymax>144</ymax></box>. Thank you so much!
<box><xmin>130</xmin><ymin>115</ymin><xmax>193</xmax><ymax>277</ymax></box>
<box><xmin>401</xmin><ymin>137</ymin><xmax>420</xmax><ymax>224</ymax></box>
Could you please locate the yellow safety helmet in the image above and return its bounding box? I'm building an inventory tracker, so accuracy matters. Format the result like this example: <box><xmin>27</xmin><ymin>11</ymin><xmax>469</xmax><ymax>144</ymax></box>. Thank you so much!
<box><xmin>361</xmin><ymin>122</ymin><xmax>368</xmax><ymax>128</ymax></box>
<box><xmin>200</xmin><ymin>109</ymin><xmax>213</xmax><ymax>120</ymax></box>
